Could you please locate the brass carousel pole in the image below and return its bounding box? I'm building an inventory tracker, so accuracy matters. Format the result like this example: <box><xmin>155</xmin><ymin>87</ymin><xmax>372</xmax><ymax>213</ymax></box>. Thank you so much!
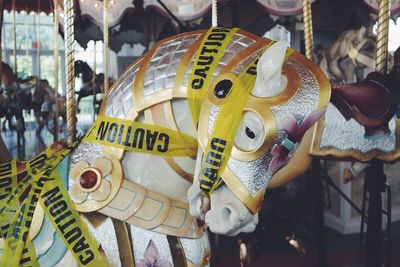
<box><xmin>302</xmin><ymin>0</ymin><xmax>313</xmax><ymax>61</ymax></box>
<box><xmin>103</xmin><ymin>0</ymin><xmax>109</xmax><ymax>94</ymax></box>
<box><xmin>12</xmin><ymin>0</ymin><xmax>17</xmax><ymax>73</ymax></box>
<box><xmin>92</xmin><ymin>40</ymin><xmax>97</xmax><ymax>121</ymax></box>
<box><xmin>64</xmin><ymin>0</ymin><xmax>76</xmax><ymax>143</ymax></box>
<box><xmin>376</xmin><ymin>0</ymin><xmax>390</xmax><ymax>74</ymax></box>
<box><xmin>53</xmin><ymin>0</ymin><xmax>60</xmax><ymax>141</ymax></box>
<box><xmin>365</xmin><ymin>2</ymin><xmax>390</xmax><ymax>267</ymax></box>
<box><xmin>212</xmin><ymin>0</ymin><xmax>217</xmax><ymax>27</ymax></box>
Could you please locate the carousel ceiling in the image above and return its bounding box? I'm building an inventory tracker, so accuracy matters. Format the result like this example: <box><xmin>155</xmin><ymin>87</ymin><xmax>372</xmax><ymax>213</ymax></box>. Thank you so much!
<box><xmin>362</xmin><ymin>0</ymin><xmax>400</xmax><ymax>15</ymax></box>
<box><xmin>3</xmin><ymin>0</ymin><xmax>399</xmax><ymax>53</ymax></box>
<box><xmin>3</xmin><ymin>0</ymin><xmax>54</xmax><ymax>14</ymax></box>
<box><xmin>255</xmin><ymin>0</ymin><xmax>318</xmax><ymax>16</ymax></box>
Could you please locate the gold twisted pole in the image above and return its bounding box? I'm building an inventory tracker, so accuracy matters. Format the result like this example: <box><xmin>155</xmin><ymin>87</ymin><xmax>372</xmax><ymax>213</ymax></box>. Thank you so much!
<box><xmin>103</xmin><ymin>0</ymin><xmax>109</xmax><ymax>94</ymax></box>
<box><xmin>64</xmin><ymin>0</ymin><xmax>76</xmax><ymax>143</ymax></box>
<box><xmin>12</xmin><ymin>0</ymin><xmax>17</xmax><ymax>73</ymax></box>
<box><xmin>212</xmin><ymin>0</ymin><xmax>217</xmax><ymax>27</ymax></box>
<box><xmin>53</xmin><ymin>0</ymin><xmax>60</xmax><ymax>141</ymax></box>
<box><xmin>375</xmin><ymin>0</ymin><xmax>390</xmax><ymax>74</ymax></box>
<box><xmin>302</xmin><ymin>0</ymin><xmax>314</xmax><ymax>61</ymax></box>
<box><xmin>92</xmin><ymin>41</ymin><xmax>97</xmax><ymax>121</ymax></box>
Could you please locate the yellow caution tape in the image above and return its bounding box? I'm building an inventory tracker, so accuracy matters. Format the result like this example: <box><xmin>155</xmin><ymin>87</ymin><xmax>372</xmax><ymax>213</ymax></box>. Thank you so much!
<box><xmin>188</xmin><ymin>27</ymin><xmax>238</xmax><ymax>128</ymax></box>
<box><xmin>198</xmin><ymin>43</ymin><xmax>294</xmax><ymax>195</ymax></box>
<box><xmin>85</xmin><ymin>115</ymin><xmax>198</xmax><ymax>157</ymax></box>
<box><xmin>39</xmin><ymin>170</ymin><xmax>107</xmax><ymax>267</ymax></box>
<box><xmin>0</xmin><ymin>139</ymin><xmax>107</xmax><ymax>267</ymax></box>
<box><xmin>0</xmin><ymin>145</ymin><xmax>73</xmax><ymax>267</ymax></box>
<box><xmin>0</xmin><ymin>160</ymin><xmax>17</xmax><ymax>202</ymax></box>
<box><xmin>20</xmin><ymin>237</ymin><xmax>39</xmax><ymax>267</ymax></box>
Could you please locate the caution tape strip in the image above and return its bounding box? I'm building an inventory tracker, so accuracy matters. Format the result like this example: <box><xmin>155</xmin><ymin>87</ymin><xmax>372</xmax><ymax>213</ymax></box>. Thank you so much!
<box><xmin>187</xmin><ymin>27</ymin><xmax>238</xmax><ymax>128</ymax></box>
<box><xmin>84</xmin><ymin>115</ymin><xmax>198</xmax><ymax>158</ymax></box>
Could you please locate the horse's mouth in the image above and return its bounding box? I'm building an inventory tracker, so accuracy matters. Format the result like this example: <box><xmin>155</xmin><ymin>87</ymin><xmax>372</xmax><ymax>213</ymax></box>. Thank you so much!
<box><xmin>196</xmin><ymin>218</ymin><xmax>206</xmax><ymax>227</ymax></box>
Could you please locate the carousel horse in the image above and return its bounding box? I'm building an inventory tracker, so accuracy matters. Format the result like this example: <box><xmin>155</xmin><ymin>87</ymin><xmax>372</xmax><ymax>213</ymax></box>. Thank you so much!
<box><xmin>0</xmin><ymin>30</ymin><xmax>330</xmax><ymax>266</ymax></box>
<box><xmin>317</xmin><ymin>26</ymin><xmax>376</xmax><ymax>84</ymax></box>
<box><xmin>0</xmin><ymin>62</ymin><xmax>64</xmax><ymax>136</ymax></box>
<box><xmin>35</xmin><ymin>79</ymin><xmax>67</xmax><ymax>136</ymax></box>
<box><xmin>74</xmin><ymin>60</ymin><xmax>113</xmax><ymax>112</ymax></box>
<box><xmin>0</xmin><ymin>62</ymin><xmax>36</xmax><ymax>133</ymax></box>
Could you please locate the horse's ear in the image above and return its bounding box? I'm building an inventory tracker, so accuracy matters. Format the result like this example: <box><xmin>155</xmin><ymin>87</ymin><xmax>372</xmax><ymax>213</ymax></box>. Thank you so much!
<box><xmin>252</xmin><ymin>41</ymin><xmax>287</xmax><ymax>98</ymax></box>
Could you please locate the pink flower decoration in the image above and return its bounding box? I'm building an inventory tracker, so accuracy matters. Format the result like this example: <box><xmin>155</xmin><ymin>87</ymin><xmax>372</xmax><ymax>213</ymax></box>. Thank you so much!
<box><xmin>137</xmin><ymin>240</ymin><xmax>172</xmax><ymax>267</ymax></box>
<box><xmin>269</xmin><ymin>109</ymin><xmax>326</xmax><ymax>173</ymax></box>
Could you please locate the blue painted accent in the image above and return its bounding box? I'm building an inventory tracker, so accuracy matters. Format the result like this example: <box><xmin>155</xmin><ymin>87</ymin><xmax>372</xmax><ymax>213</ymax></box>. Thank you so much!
<box><xmin>363</xmin><ymin>131</ymin><xmax>391</xmax><ymax>140</ymax></box>
<box><xmin>282</xmin><ymin>138</ymin><xmax>295</xmax><ymax>151</ymax></box>
<box><xmin>34</xmin><ymin>154</ymin><xmax>72</xmax><ymax>265</ymax></box>
<box><xmin>37</xmin><ymin>218</ymin><xmax>68</xmax><ymax>266</ymax></box>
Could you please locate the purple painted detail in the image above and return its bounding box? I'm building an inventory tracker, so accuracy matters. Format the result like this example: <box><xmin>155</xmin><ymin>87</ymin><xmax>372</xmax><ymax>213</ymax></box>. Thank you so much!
<box><xmin>137</xmin><ymin>240</ymin><xmax>173</xmax><ymax>267</ymax></box>
<box><xmin>269</xmin><ymin>108</ymin><xmax>326</xmax><ymax>173</ymax></box>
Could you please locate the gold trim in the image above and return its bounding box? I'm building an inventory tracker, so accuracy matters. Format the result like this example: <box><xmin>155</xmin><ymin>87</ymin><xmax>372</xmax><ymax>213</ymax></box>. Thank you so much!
<box><xmin>112</xmin><ymin>218</ymin><xmax>135</xmax><ymax>267</ymax></box>
<box><xmin>220</xmin><ymin>35</ymin><xmax>270</xmax><ymax>74</ymax></box>
<box><xmin>163</xmin><ymin>157</ymin><xmax>194</xmax><ymax>183</ymax></box>
<box><xmin>163</xmin><ymin>101</ymin><xmax>179</xmax><ymax>131</ymax></box>
<box><xmin>206</xmin><ymin>73</ymin><xmax>238</xmax><ymax>106</ymax></box>
<box><xmin>199</xmin><ymin>96</ymin><xmax>277</xmax><ymax>162</ymax></box>
<box><xmin>99</xmin><ymin>179</ymin><xmax>146</xmax><ymax>221</ymax></box>
<box><xmin>100</xmin><ymin>178</ymin><xmax>202</xmax><ymax>238</ymax></box>
<box><xmin>310</xmin><ymin>115</ymin><xmax>400</xmax><ymax>162</ymax></box>
<box><xmin>172</xmin><ymin>33</ymin><xmax>206</xmax><ymax>98</ymax></box>
<box><xmin>246</xmin><ymin>63</ymin><xmax>301</xmax><ymax>107</ymax></box>
<box><xmin>134</xmin><ymin>31</ymin><xmax>205</xmax><ymax>111</ymax></box>
<box><xmin>153</xmin><ymin>200</ymin><xmax>198</xmax><ymax>238</ymax></box>
<box><xmin>125</xmin><ymin>190</ymin><xmax>171</xmax><ymax>229</ymax></box>
<box><xmin>166</xmin><ymin>233</ymin><xmax>188</xmax><ymax>267</ymax></box>
<box><xmin>77</xmin><ymin>167</ymin><xmax>102</xmax><ymax>193</ymax></box>
<box><xmin>222</xmin><ymin>167</ymin><xmax>264</xmax><ymax>214</ymax></box>
<box><xmin>147</xmin><ymin>102</ymin><xmax>195</xmax><ymax>182</ymax></box>
<box><xmin>75</xmin><ymin>159</ymin><xmax>123</xmax><ymax>212</ymax></box>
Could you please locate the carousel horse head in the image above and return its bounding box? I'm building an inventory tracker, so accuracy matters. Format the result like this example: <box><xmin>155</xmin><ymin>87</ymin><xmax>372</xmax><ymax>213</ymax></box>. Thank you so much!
<box><xmin>74</xmin><ymin>60</ymin><xmax>92</xmax><ymax>80</ymax></box>
<box><xmin>188</xmin><ymin>41</ymin><xmax>329</xmax><ymax>236</ymax></box>
<box><xmin>1</xmin><ymin>62</ymin><xmax>18</xmax><ymax>87</ymax></box>
<box><xmin>65</xmin><ymin>30</ymin><xmax>329</xmax><ymax>241</ymax></box>
<box><xmin>319</xmin><ymin>26</ymin><xmax>376</xmax><ymax>83</ymax></box>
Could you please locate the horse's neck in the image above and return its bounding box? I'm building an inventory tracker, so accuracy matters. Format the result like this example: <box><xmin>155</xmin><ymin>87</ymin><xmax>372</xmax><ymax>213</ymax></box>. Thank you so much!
<box><xmin>82</xmin><ymin>68</ymin><xmax>94</xmax><ymax>83</ymax></box>
<box><xmin>1</xmin><ymin>71</ymin><xmax>18</xmax><ymax>87</ymax></box>
<box><xmin>124</xmin><ymin>98</ymin><xmax>197</xmax><ymax>202</ymax></box>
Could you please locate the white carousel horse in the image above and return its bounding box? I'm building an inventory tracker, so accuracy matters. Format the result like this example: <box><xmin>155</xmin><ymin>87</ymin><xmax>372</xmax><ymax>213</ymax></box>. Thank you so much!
<box><xmin>317</xmin><ymin>26</ymin><xmax>376</xmax><ymax>84</ymax></box>
<box><xmin>0</xmin><ymin>29</ymin><xmax>329</xmax><ymax>266</ymax></box>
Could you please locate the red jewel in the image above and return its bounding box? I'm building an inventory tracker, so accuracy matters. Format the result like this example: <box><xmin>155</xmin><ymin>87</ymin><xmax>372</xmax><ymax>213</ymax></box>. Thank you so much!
<box><xmin>79</xmin><ymin>170</ymin><xmax>98</xmax><ymax>189</ymax></box>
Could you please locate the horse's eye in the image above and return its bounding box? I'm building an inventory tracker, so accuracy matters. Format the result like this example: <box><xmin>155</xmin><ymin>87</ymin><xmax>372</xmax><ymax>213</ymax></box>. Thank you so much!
<box><xmin>245</xmin><ymin>127</ymin><xmax>256</xmax><ymax>139</ymax></box>
<box><xmin>214</xmin><ymin>79</ymin><xmax>232</xmax><ymax>99</ymax></box>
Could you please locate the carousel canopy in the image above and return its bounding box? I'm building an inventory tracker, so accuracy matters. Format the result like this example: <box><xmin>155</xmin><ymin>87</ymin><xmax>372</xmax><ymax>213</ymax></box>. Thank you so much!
<box><xmin>3</xmin><ymin>0</ymin><xmax>54</xmax><ymax>14</ymax></box>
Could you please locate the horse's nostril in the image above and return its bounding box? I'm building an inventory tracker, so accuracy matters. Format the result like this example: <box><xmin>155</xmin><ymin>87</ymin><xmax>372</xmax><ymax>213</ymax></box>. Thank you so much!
<box><xmin>222</xmin><ymin>207</ymin><xmax>232</xmax><ymax>219</ymax></box>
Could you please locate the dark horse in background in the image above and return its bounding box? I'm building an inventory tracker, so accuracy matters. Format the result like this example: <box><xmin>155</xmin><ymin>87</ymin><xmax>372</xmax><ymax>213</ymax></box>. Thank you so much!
<box><xmin>0</xmin><ymin>62</ymin><xmax>65</xmax><ymax>136</ymax></box>
<box><xmin>74</xmin><ymin>60</ymin><xmax>113</xmax><ymax>113</ymax></box>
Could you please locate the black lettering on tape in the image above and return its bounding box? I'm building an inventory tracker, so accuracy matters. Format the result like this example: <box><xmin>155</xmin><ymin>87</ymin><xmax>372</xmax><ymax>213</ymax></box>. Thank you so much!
<box><xmin>122</xmin><ymin>126</ymin><xmax>133</xmax><ymax>147</ymax></box>
<box><xmin>157</xmin><ymin>133</ymin><xmax>169</xmax><ymax>153</ymax></box>
<box><xmin>191</xmin><ymin>78</ymin><xmax>204</xmax><ymax>89</ymax></box>
<box><xmin>146</xmin><ymin>131</ymin><xmax>158</xmax><ymax>151</ymax></box>
<box><xmin>96</xmin><ymin>121</ymin><xmax>109</xmax><ymax>140</ymax></box>
<box><xmin>107</xmin><ymin>123</ymin><xmax>119</xmax><ymax>143</ymax></box>
<box><xmin>132</xmin><ymin>128</ymin><xmax>145</xmax><ymax>149</ymax></box>
<box><xmin>210</xmin><ymin>138</ymin><xmax>227</xmax><ymax>153</ymax></box>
